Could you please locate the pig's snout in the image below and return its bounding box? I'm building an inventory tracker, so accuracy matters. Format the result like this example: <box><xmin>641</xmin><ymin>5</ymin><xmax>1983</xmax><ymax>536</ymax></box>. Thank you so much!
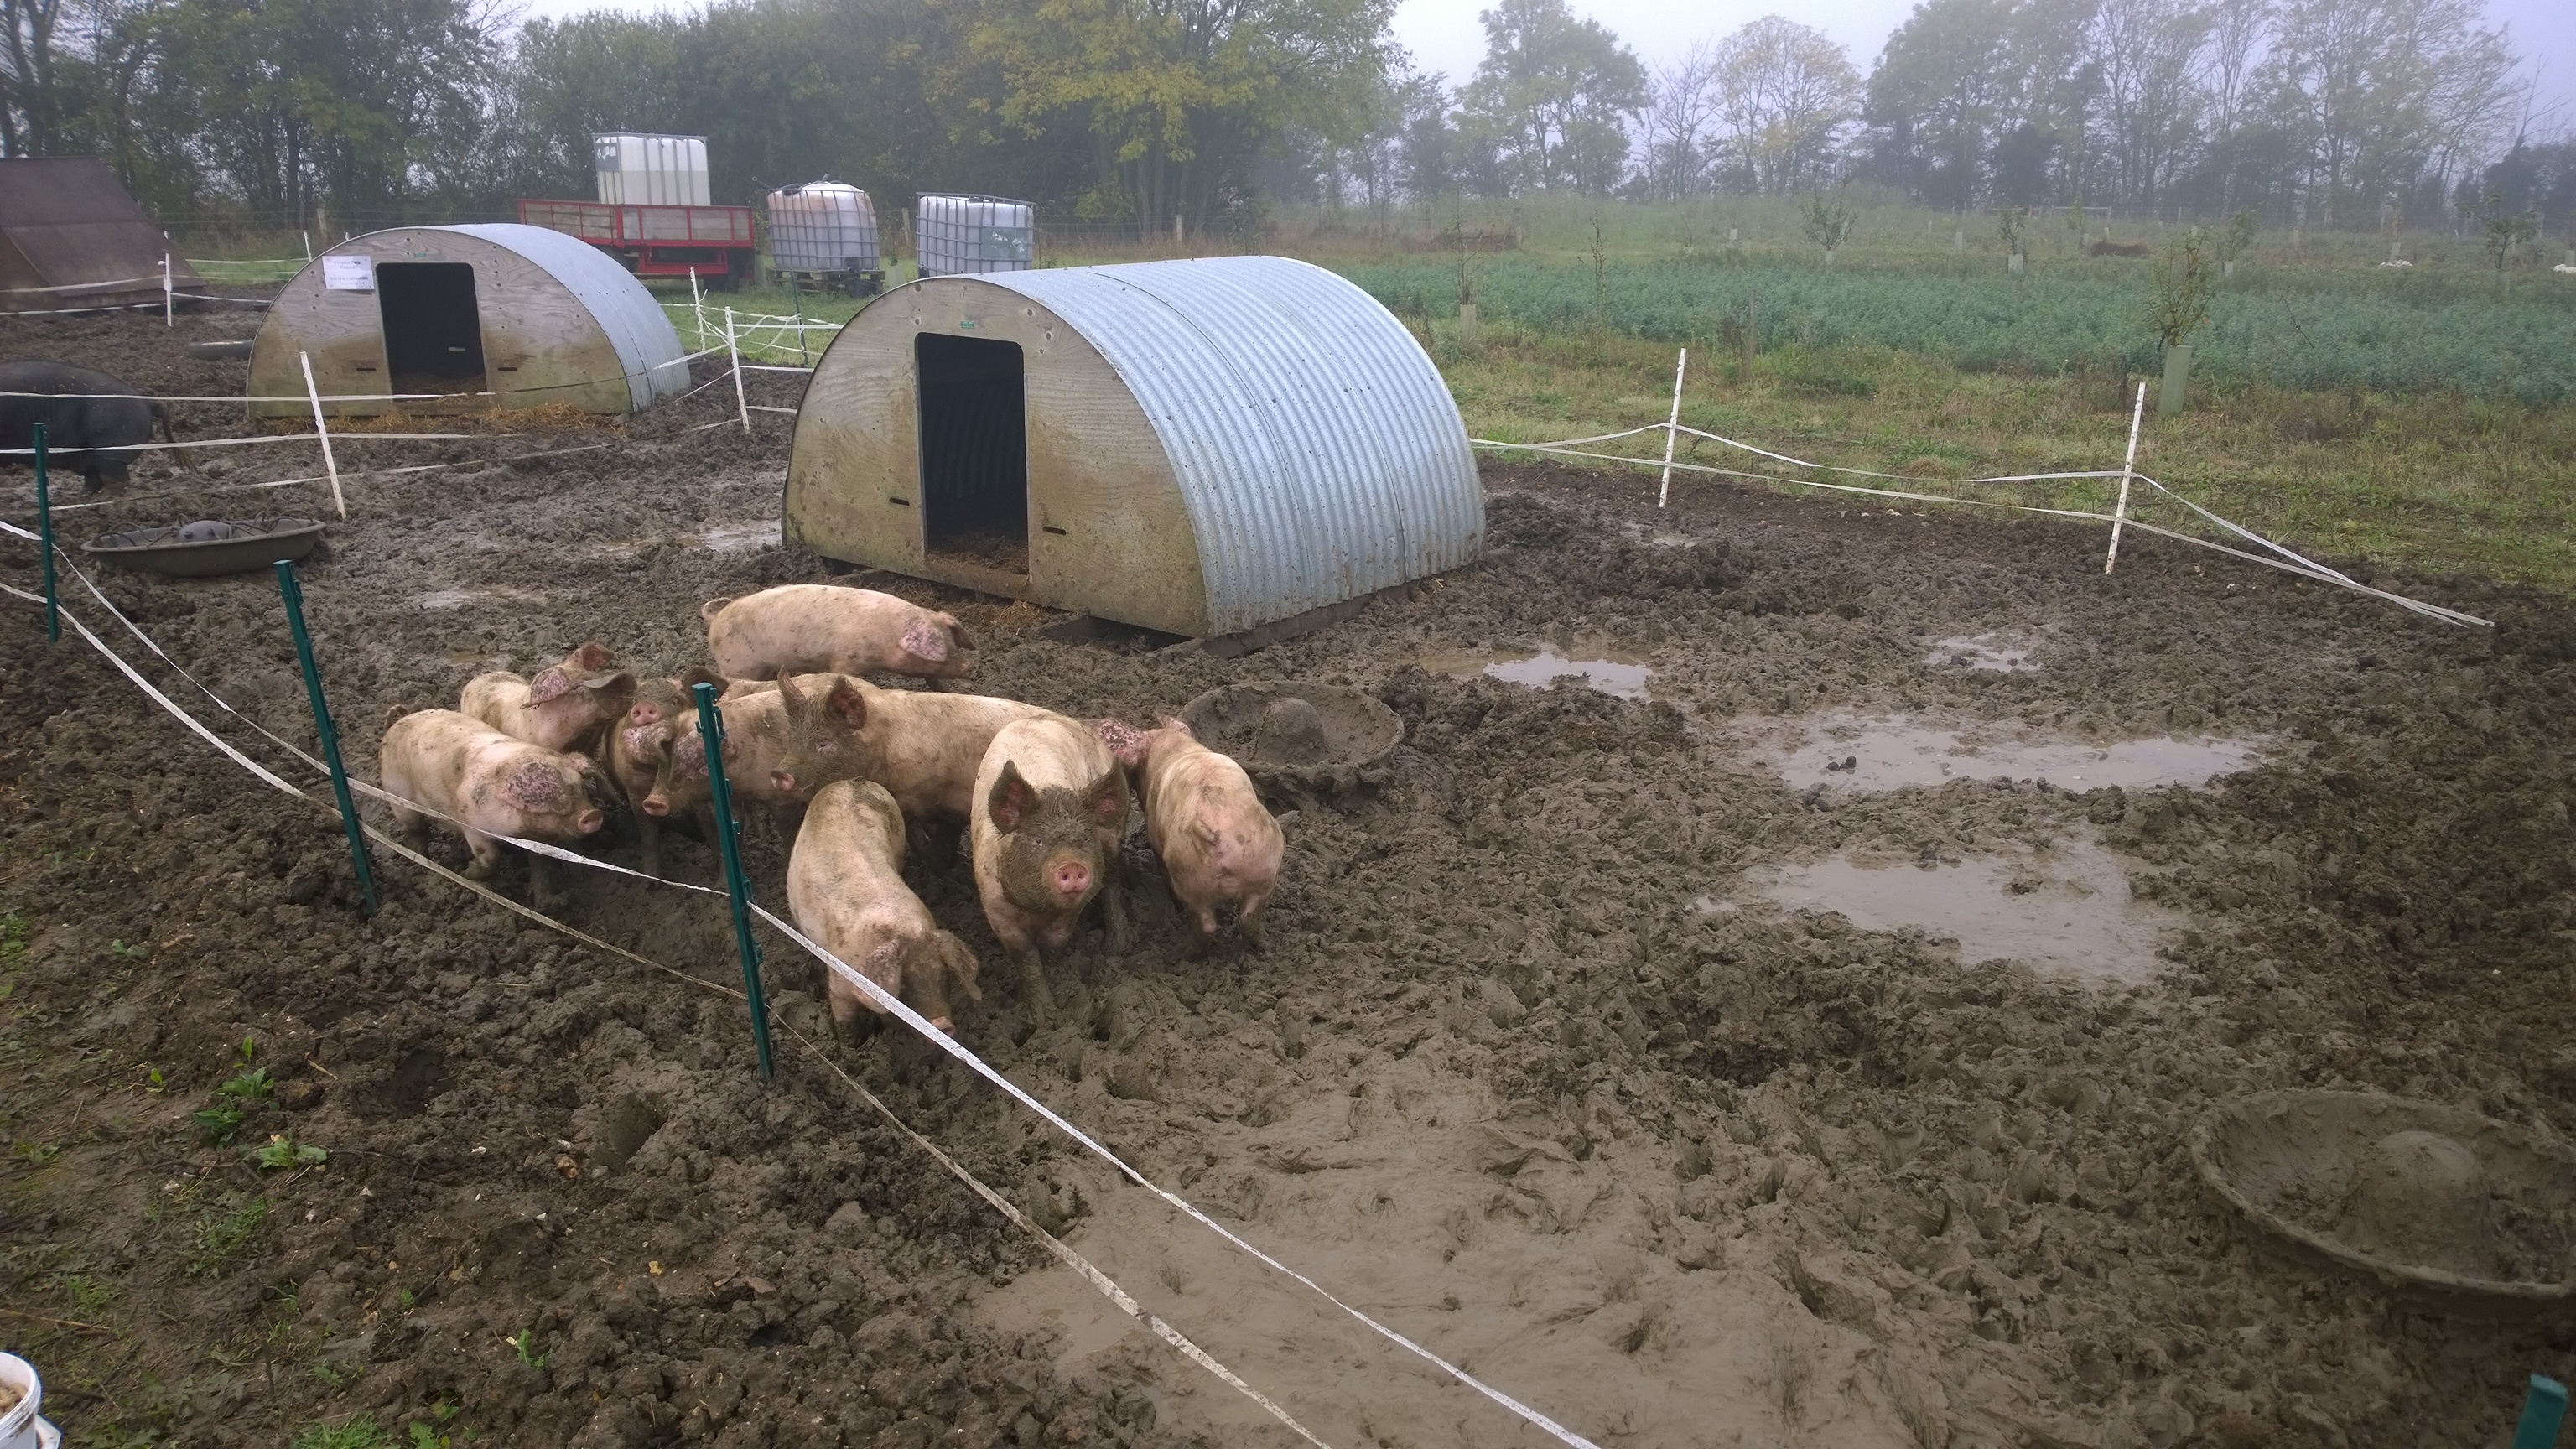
<box><xmin>929</xmin><ymin>1015</ymin><xmax>957</xmax><ymax>1034</ymax></box>
<box><xmin>640</xmin><ymin>793</ymin><xmax>671</xmax><ymax>818</ymax></box>
<box><xmin>576</xmin><ymin>808</ymin><xmax>605</xmax><ymax>834</ymax></box>
<box><xmin>1049</xmin><ymin>859</ymin><xmax>1092</xmax><ymax>899</ymax></box>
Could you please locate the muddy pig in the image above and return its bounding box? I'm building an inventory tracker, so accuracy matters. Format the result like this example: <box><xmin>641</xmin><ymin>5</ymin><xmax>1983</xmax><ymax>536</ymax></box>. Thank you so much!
<box><xmin>460</xmin><ymin>643</ymin><xmax>636</xmax><ymax>754</ymax></box>
<box><xmin>701</xmin><ymin>584</ymin><xmax>975</xmax><ymax>683</ymax></box>
<box><xmin>844</xmin><ymin>679</ymin><xmax>1058</xmax><ymax>822</ymax></box>
<box><xmin>380</xmin><ymin>708</ymin><xmax>610</xmax><ymax>905</ymax></box>
<box><xmin>645</xmin><ymin>671</ymin><xmax>869</xmax><ymax>857</ymax></box>
<box><xmin>788</xmin><ymin>779</ymin><xmax>983</xmax><ymax>1035</ymax></box>
<box><xmin>596</xmin><ymin>669</ymin><xmax>724</xmax><ymax>874</ymax></box>
<box><xmin>972</xmin><ymin>717</ymin><xmax>1131</xmax><ymax>1015</ymax></box>
<box><xmin>1109</xmin><ymin>717</ymin><xmax>1284</xmax><ymax>951</ymax></box>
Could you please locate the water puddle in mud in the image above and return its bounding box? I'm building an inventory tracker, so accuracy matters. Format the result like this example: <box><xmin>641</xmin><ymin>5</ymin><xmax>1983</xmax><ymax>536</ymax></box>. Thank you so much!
<box><xmin>693</xmin><ymin>521</ymin><xmax>777</xmax><ymax>553</ymax></box>
<box><xmin>1925</xmin><ymin>633</ymin><xmax>2038</xmax><ymax>671</ymax></box>
<box><xmin>1419</xmin><ymin>643</ymin><xmax>1654</xmax><ymax>699</ymax></box>
<box><xmin>1749</xmin><ymin>837</ymin><xmax>2185</xmax><ymax>985</ymax></box>
<box><xmin>1780</xmin><ymin>712</ymin><xmax>2264</xmax><ymax>792</ymax></box>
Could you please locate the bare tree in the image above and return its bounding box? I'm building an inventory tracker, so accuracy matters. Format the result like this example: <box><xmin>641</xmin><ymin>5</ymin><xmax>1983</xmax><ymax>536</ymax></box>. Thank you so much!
<box><xmin>1711</xmin><ymin>15</ymin><xmax>1862</xmax><ymax>195</ymax></box>
<box><xmin>2259</xmin><ymin>0</ymin><xmax>2516</xmax><ymax>224</ymax></box>
<box><xmin>2204</xmin><ymin>0</ymin><xmax>2272</xmax><ymax>138</ymax></box>
<box><xmin>2091</xmin><ymin>0</ymin><xmax>2212</xmax><ymax>205</ymax></box>
<box><xmin>1640</xmin><ymin>39</ymin><xmax>1717</xmax><ymax>199</ymax></box>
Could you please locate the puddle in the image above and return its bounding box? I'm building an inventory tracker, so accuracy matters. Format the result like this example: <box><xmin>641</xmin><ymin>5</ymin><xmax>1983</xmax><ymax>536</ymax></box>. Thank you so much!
<box><xmin>1780</xmin><ymin>713</ymin><xmax>2263</xmax><ymax>792</ymax></box>
<box><xmin>694</xmin><ymin>521</ymin><xmax>777</xmax><ymax>553</ymax></box>
<box><xmin>1418</xmin><ymin>644</ymin><xmax>1654</xmax><ymax>699</ymax></box>
<box><xmin>1925</xmin><ymin>633</ymin><xmax>2038</xmax><ymax>671</ymax></box>
<box><xmin>1755</xmin><ymin>837</ymin><xmax>2184</xmax><ymax>985</ymax></box>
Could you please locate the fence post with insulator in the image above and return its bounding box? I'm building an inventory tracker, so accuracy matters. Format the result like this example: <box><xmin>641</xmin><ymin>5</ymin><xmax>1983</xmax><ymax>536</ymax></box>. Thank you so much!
<box><xmin>693</xmin><ymin>681</ymin><xmax>775</xmax><ymax>1080</ymax></box>
<box><xmin>274</xmin><ymin>561</ymin><xmax>378</xmax><ymax>916</ymax></box>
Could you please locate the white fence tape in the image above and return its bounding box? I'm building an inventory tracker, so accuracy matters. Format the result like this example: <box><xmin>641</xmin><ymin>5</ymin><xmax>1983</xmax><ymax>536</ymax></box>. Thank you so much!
<box><xmin>1474</xmin><ymin>423</ymin><xmax>2488</xmax><ymax>627</ymax></box>
<box><xmin>0</xmin><ymin>522</ymin><xmax>1601</xmax><ymax>1448</ymax></box>
<box><xmin>0</xmin><ymin>431</ymin><xmax>490</xmax><ymax>458</ymax></box>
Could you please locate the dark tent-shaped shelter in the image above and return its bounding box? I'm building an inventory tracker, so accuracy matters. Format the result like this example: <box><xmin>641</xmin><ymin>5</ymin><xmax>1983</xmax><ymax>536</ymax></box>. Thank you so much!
<box><xmin>0</xmin><ymin>158</ymin><xmax>199</xmax><ymax>313</ymax></box>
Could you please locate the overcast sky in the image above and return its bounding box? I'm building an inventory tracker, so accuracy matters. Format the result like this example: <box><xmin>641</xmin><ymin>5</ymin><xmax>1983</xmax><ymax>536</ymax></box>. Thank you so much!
<box><xmin>517</xmin><ymin>0</ymin><xmax>2575</xmax><ymax>132</ymax></box>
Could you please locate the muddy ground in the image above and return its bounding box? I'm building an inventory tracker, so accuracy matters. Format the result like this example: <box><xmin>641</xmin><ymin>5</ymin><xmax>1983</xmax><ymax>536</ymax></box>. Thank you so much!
<box><xmin>3</xmin><ymin>303</ymin><xmax>2573</xmax><ymax>1449</ymax></box>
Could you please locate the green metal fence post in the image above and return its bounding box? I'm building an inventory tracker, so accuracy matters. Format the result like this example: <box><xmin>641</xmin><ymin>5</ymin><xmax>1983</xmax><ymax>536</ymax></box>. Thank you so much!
<box><xmin>2512</xmin><ymin>1376</ymin><xmax>2567</xmax><ymax>1449</ymax></box>
<box><xmin>32</xmin><ymin>421</ymin><xmax>58</xmax><ymax>645</ymax></box>
<box><xmin>274</xmin><ymin>561</ymin><xmax>378</xmax><ymax>916</ymax></box>
<box><xmin>693</xmin><ymin>681</ymin><xmax>774</xmax><ymax>1080</ymax></box>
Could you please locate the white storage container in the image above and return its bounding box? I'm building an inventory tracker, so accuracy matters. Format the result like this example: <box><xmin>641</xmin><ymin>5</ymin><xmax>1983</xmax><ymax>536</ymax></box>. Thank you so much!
<box><xmin>766</xmin><ymin>183</ymin><xmax>880</xmax><ymax>274</ymax></box>
<box><xmin>916</xmin><ymin>195</ymin><xmax>1034</xmax><ymax>278</ymax></box>
<box><xmin>0</xmin><ymin>1352</ymin><xmax>61</xmax><ymax>1449</ymax></box>
<box><xmin>594</xmin><ymin>134</ymin><xmax>710</xmax><ymax>207</ymax></box>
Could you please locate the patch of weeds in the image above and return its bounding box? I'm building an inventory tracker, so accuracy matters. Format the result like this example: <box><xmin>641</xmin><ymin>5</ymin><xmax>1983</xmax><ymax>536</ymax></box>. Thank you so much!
<box><xmin>107</xmin><ymin>938</ymin><xmax>148</xmax><ymax>960</ymax></box>
<box><xmin>405</xmin><ymin>1399</ymin><xmax>470</xmax><ymax>1447</ymax></box>
<box><xmin>395</xmin><ymin>1285</ymin><xmax>417</xmax><ymax>1311</ymax></box>
<box><xmin>186</xmin><ymin>1191</ymin><xmax>267</xmax><ymax>1278</ymax></box>
<box><xmin>13</xmin><ymin>1140</ymin><xmax>60</xmax><ymax>1166</ymax></box>
<box><xmin>191</xmin><ymin>1067</ymin><xmax>273</xmax><ymax>1146</ymax></box>
<box><xmin>142</xmin><ymin>1064</ymin><xmax>166</xmax><ymax>1095</ymax></box>
<box><xmin>311</xmin><ymin>1358</ymin><xmax>364</xmax><ymax>1391</ymax></box>
<box><xmin>0</xmin><ymin>908</ymin><xmax>27</xmax><ymax>970</ymax></box>
<box><xmin>504</xmin><ymin>1328</ymin><xmax>548</xmax><ymax>1371</ymax></box>
<box><xmin>61</xmin><ymin>1270</ymin><xmax>121</xmax><ymax>1315</ymax></box>
<box><xmin>292</xmin><ymin>1415</ymin><xmax>393</xmax><ymax>1449</ymax></box>
<box><xmin>246</xmin><ymin>1132</ymin><xmax>327</xmax><ymax>1171</ymax></box>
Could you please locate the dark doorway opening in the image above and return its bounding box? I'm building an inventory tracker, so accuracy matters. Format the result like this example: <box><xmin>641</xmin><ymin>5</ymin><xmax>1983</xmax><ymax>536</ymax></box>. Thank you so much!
<box><xmin>915</xmin><ymin>332</ymin><xmax>1028</xmax><ymax>574</ymax></box>
<box><xmin>377</xmin><ymin>263</ymin><xmax>488</xmax><ymax>394</ymax></box>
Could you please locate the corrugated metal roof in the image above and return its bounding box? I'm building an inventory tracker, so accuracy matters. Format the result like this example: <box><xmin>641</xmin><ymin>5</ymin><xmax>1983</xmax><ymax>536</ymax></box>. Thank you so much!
<box><xmin>979</xmin><ymin>256</ymin><xmax>1480</xmax><ymax>635</ymax></box>
<box><xmin>443</xmin><ymin>223</ymin><xmax>688</xmax><ymax>409</ymax></box>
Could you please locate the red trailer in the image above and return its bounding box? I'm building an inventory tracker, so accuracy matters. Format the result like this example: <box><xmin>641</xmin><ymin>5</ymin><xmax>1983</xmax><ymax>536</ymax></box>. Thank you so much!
<box><xmin>516</xmin><ymin>199</ymin><xmax>756</xmax><ymax>288</ymax></box>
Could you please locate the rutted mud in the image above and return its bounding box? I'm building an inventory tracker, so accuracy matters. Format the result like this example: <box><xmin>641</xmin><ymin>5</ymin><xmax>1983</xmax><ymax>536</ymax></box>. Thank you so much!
<box><xmin>3</xmin><ymin>308</ymin><xmax>2574</xmax><ymax>1448</ymax></box>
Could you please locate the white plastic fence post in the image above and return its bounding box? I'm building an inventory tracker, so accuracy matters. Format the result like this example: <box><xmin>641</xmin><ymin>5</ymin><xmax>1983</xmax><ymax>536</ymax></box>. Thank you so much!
<box><xmin>725</xmin><ymin>306</ymin><xmax>750</xmax><ymax>434</ymax></box>
<box><xmin>1657</xmin><ymin>348</ymin><xmax>1689</xmax><ymax>510</ymax></box>
<box><xmin>163</xmin><ymin>253</ymin><xmax>173</xmax><ymax>326</ymax></box>
<box><xmin>690</xmin><ymin>268</ymin><xmax>706</xmax><ymax>350</ymax></box>
<box><xmin>2104</xmin><ymin>380</ymin><xmax>2146</xmax><ymax>574</ymax></box>
<box><xmin>302</xmin><ymin>230</ymin><xmax>313</xmax><ymax>261</ymax></box>
<box><xmin>300</xmin><ymin>351</ymin><xmax>347</xmax><ymax>521</ymax></box>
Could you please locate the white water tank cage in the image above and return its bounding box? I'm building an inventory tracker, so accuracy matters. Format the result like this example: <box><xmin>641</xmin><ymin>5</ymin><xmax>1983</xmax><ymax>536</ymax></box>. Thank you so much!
<box><xmin>783</xmin><ymin>255</ymin><xmax>1483</xmax><ymax>640</ymax></box>
<box><xmin>595</xmin><ymin>134</ymin><xmax>710</xmax><ymax>206</ymax></box>
<box><xmin>767</xmin><ymin>183</ymin><xmax>883</xmax><ymax>296</ymax></box>
<box><xmin>247</xmin><ymin>223</ymin><xmax>689</xmax><ymax>418</ymax></box>
<box><xmin>916</xmin><ymin>195</ymin><xmax>1034</xmax><ymax>278</ymax></box>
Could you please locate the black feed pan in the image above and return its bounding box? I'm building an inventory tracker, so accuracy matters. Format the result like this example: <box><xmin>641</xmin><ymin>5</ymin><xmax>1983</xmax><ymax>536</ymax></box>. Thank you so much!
<box><xmin>84</xmin><ymin>518</ymin><xmax>326</xmax><ymax>578</ymax></box>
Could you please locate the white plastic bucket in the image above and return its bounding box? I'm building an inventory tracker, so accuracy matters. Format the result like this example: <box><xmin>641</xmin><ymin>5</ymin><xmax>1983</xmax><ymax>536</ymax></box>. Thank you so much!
<box><xmin>0</xmin><ymin>1353</ymin><xmax>62</xmax><ymax>1449</ymax></box>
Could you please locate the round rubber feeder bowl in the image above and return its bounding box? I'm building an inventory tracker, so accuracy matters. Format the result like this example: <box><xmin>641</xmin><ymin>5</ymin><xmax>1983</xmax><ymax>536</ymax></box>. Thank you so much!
<box><xmin>2190</xmin><ymin>1090</ymin><xmax>2576</xmax><ymax>1317</ymax></box>
<box><xmin>1178</xmin><ymin>682</ymin><xmax>1401</xmax><ymax>802</ymax></box>
<box><xmin>83</xmin><ymin>517</ymin><xmax>325</xmax><ymax>578</ymax></box>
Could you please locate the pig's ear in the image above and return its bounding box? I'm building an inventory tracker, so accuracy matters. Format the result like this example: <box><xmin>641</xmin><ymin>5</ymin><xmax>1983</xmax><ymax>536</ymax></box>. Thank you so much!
<box><xmin>947</xmin><ymin>617</ymin><xmax>974</xmax><ymax>652</ymax></box>
<box><xmin>679</xmin><ymin>667</ymin><xmax>726</xmax><ymax>693</ymax></box>
<box><xmin>500</xmin><ymin>761</ymin><xmax>569</xmax><ymax>812</ymax></box>
<box><xmin>776</xmin><ymin>670</ymin><xmax>808</xmax><ymax>710</ymax></box>
<box><xmin>899</xmin><ymin>616</ymin><xmax>950</xmax><ymax>664</ymax></box>
<box><xmin>1156</xmin><ymin>715</ymin><xmax>1195</xmax><ymax>737</ymax></box>
<box><xmin>569</xmin><ymin>642</ymin><xmax>615</xmax><ymax>672</ymax></box>
<box><xmin>1084</xmin><ymin>766</ymin><xmax>1130</xmax><ymax>828</ymax></box>
<box><xmin>861</xmin><ymin>939</ymin><xmax>905</xmax><ymax>995</ymax></box>
<box><xmin>527</xmin><ymin>666</ymin><xmax>575</xmax><ymax>704</ymax></box>
<box><xmin>584</xmin><ymin>670</ymin><xmax>636</xmax><ymax>694</ymax></box>
<box><xmin>937</xmin><ymin>932</ymin><xmax>983</xmax><ymax>1000</ymax></box>
<box><xmin>383</xmin><ymin>704</ymin><xmax>410</xmax><ymax>730</ymax></box>
<box><xmin>823</xmin><ymin>678</ymin><xmax>867</xmax><ymax>729</ymax></box>
<box><xmin>986</xmin><ymin>761</ymin><xmax>1034</xmax><ymax>831</ymax></box>
<box><xmin>699</xmin><ymin>598</ymin><xmax>733</xmax><ymax>622</ymax></box>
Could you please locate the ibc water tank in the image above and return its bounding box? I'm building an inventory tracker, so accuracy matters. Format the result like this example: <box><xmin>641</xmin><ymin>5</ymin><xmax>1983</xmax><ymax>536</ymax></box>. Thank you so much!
<box><xmin>594</xmin><ymin>134</ymin><xmax>710</xmax><ymax>207</ymax></box>
<box><xmin>916</xmin><ymin>195</ymin><xmax>1034</xmax><ymax>278</ymax></box>
<box><xmin>766</xmin><ymin>183</ymin><xmax>880</xmax><ymax>274</ymax></box>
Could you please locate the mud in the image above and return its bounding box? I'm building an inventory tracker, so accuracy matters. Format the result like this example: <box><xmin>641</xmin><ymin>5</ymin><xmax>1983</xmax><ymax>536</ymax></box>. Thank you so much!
<box><xmin>5</xmin><ymin>306</ymin><xmax>2576</xmax><ymax>1448</ymax></box>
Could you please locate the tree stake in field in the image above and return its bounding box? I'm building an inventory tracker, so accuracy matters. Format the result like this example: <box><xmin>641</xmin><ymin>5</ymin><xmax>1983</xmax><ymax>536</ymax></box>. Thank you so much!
<box><xmin>693</xmin><ymin>681</ymin><xmax>775</xmax><ymax>1080</ymax></box>
<box><xmin>299</xmin><ymin>351</ymin><xmax>347</xmax><ymax>520</ymax></box>
<box><xmin>32</xmin><ymin>422</ymin><xmax>58</xmax><ymax>644</ymax></box>
<box><xmin>1658</xmin><ymin>348</ymin><xmax>1688</xmax><ymax>509</ymax></box>
<box><xmin>2106</xmin><ymin>380</ymin><xmax>2146</xmax><ymax>574</ymax></box>
<box><xmin>275</xmin><ymin>560</ymin><xmax>377</xmax><ymax>916</ymax></box>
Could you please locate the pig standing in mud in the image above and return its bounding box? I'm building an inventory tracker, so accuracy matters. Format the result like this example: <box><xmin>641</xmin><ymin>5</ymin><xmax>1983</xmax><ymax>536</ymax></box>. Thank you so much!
<box><xmin>641</xmin><ymin>672</ymin><xmax>869</xmax><ymax>863</ymax></box>
<box><xmin>788</xmin><ymin>779</ymin><xmax>982</xmax><ymax>1035</ymax></box>
<box><xmin>1108</xmin><ymin>718</ymin><xmax>1284</xmax><ymax>952</ymax></box>
<box><xmin>595</xmin><ymin>669</ymin><xmax>723</xmax><ymax>874</ymax></box>
<box><xmin>844</xmin><ymin>680</ymin><xmax>1057</xmax><ymax>823</ymax></box>
<box><xmin>972</xmin><ymin>717</ymin><xmax>1131</xmax><ymax>1015</ymax></box>
<box><xmin>459</xmin><ymin>643</ymin><xmax>635</xmax><ymax>755</ymax></box>
<box><xmin>379</xmin><ymin>708</ymin><xmax>611</xmax><ymax>905</ymax></box>
<box><xmin>701</xmin><ymin>584</ymin><xmax>975</xmax><ymax>683</ymax></box>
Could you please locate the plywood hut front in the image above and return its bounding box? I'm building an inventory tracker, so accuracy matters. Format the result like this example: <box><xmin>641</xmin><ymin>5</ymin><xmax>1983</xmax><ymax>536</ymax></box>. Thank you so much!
<box><xmin>783</xmin><ymin>254</ymin><xmax>1483</xmax><ymax>639</ymax></box>
<box><xmin>248</xmin><ymin>224</ymin><xmax>688</xmax><ymax>418</ymax></box>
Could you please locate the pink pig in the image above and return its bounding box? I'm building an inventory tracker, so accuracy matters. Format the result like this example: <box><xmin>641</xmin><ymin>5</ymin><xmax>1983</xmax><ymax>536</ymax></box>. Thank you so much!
<box><xmin>701</xmin><ymin>584</ymin><xmax>974</xmax><ymax>683</ymax></box>
<box><xmin>460</xmin><ymin>642</ymin><xmax>636</xmax><ymax>755</ymax></box>
<box><xmin>379</xmin><ymin>708</ymin><xmax>610</xmax><ymax>902</ymax></box>
<box><xmin>788</xmin><ymin>779</ymin><xmax>982</xmax><ymax>1035</ymax></box>
<box><xmin>1109</xmin><ymin>718</ymin><xmax>1284</xmax><ymax>952</ymax></box>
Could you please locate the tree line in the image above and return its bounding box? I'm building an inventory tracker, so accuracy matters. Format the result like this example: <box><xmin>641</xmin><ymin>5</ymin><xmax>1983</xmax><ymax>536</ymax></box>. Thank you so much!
<box><xmin>0</xmin><ymin>0</ymin><xmax>2564</xmax><ymax>239</ymax></box>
